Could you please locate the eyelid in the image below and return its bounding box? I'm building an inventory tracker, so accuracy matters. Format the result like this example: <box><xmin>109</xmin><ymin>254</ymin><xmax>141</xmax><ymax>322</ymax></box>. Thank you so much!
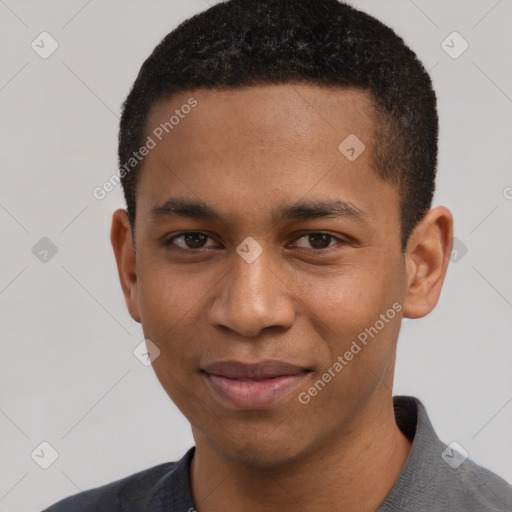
<box><xmin>164</xmin><ymin>230</ymin><xmax>348</xmax><ymax>251</ymax></box>
<box><xmin>165</xmin><ymin>231</ymin><xmax>220</xmax><ymax>250</ymax></box>
<box><xmin>290</xmin><ymin>232</ymin><xmax>348</xmax><ymax>250</ymax></box>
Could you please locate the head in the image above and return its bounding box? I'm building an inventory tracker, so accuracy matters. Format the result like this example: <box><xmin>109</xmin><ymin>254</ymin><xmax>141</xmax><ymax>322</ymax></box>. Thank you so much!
<box><xmin>111</xmin><ymin>0</ymin><xmax>453</xmax><ymax>468</ymax></box>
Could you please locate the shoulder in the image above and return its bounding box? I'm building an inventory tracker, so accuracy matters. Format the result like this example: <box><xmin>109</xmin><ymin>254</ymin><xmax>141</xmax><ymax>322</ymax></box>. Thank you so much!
<box><xmin>41</xmin><ymin>461</ymin><xmax>178</xmax><ymax>512</ymax></box>
<box><xmin>402</xmin><ymin>453</ymin><xmax>512</xmax><ymax>511</ymax></box>
<box><xmin>441</xmin><ymin>456</ymin><xmax>512</xmax><ymax>511</ymax></box>
<box><xmin>383</xmin><ymin>396</ymin><xmax>512</xmax><ymax>511</ymax></box>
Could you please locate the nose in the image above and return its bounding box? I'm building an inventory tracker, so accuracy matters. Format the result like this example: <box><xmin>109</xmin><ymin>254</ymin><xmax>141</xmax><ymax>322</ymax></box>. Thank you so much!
<box><xmin>207</xmin><ymin>248</ymin><xmax>296</xmax><ymax>337</ymax></box>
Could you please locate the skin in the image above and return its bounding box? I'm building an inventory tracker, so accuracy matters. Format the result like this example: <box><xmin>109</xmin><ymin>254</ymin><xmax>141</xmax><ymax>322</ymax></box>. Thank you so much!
<box><xmin>111</xmin><ymin>84</ymin><xmax>453</xmax><ymax>512</ymax></box>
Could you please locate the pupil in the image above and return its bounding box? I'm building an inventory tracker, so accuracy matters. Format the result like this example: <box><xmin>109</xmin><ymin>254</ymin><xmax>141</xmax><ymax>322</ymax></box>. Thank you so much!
<box><xmin>309</xmin><ymin>234</ymin><xmax>331</xmax><ymax>249</ymax></box>
<box><xmin>185</xmin><ymin>233</ymin><xmax>206</xmax><ymax>249</ymax></box>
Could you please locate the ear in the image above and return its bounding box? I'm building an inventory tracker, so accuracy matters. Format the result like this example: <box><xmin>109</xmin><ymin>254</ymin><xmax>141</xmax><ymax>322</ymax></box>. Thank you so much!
<box><xmin>110</xmin><ymin>209</ymin><xmax>141</xmax><ymax>323</ymax></box>
<box><xmin>403</xmin><ymin>206</ymin><xmax>454</xmax><ymax>319</ymax></box>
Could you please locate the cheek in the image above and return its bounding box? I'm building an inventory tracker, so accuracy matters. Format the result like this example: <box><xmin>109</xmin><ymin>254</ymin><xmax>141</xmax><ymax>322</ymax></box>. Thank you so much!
<box><xmin>136</xmin><ymin>260</ymin><xmax>215</xmax><ymax>382</ymax></box>
<box><xmin>304</xmin><ymin>263</ymin><xmax>402</xmax><ymax>334</ymax></box>
<box><xmin>137</xmin><ymin>258</ymin><xmax>207</xmax><ymax>331</ymax></box>
<box><xmin>295</xmin><ymin>268</ymin><xmax>403</xmax><ymax>428</ymax></box>
<box><xmin>296</xmin><ymin>254</ymin><xmax>404</xmax><ymax>380</ymax></box>
<box><xmin>138</xmin><ymin>264</ymin><xmax>209</xmax><ymax>417</ymax></box>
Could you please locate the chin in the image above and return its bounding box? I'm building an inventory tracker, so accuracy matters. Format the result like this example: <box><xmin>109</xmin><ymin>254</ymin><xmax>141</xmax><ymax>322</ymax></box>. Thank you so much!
<box><xmin>224</xmin><ymin>436</ymin><xmax>309</xmax><ymax>470</ymax></box>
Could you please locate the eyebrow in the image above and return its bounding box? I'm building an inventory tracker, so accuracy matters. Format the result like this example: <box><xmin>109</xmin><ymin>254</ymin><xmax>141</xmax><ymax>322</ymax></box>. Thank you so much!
<box><xmin>150</xmin><ymin>197</ymin><xmax>370</xmax><ymax>224</ymax></box>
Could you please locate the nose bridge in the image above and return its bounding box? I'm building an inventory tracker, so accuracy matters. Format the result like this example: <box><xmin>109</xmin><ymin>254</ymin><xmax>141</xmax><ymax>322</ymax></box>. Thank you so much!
<box><xmin>232</xmin><ymin>249</ymin><xmax>274</xmax><ymax>306</ymax></box>
<box><xmin>208</xmin><ymin>246</ymin><xmax>295</xmax><ymax>336</ymax></box>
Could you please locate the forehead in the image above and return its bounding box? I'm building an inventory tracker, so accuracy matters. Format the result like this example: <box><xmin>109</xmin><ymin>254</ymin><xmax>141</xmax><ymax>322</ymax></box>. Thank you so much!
<box><xmin>142</xmin><ymin>84</ymin><xmax>378</xmax><ymax>186</ymax></box>
<box><xmin>146</xmin><ymin>84</ymin><xmax>376</xmax><ymax>151</ymax></box>
<box><xmin>137</xmin><ymin>84</ymin><xmax>398</xmax><ymax>232</ymax></box>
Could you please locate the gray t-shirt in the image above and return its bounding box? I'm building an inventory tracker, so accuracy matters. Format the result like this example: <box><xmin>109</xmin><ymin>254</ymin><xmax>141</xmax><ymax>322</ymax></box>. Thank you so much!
<box><xmin>43</xmin><ymin>396</ymin><xmax>512</xmax><ymax>511</ymax></box>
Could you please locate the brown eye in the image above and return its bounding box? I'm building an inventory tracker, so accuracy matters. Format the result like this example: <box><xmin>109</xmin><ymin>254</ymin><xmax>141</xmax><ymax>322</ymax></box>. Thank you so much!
<box><xmin>293</xmin><ymin>232</ymin><xmax>343</xmax><ymax>250</ymax></box>
<box><xmin>166</xmin><ymin>232</ymin><xmax>216</xmax><ymax>250</ymax></box>
<box><xmin>308</xmin><ymin>233</ymin><xmax>333</xmax><ymax>249</ymax></box>
<box><xmin>183</xmin><ymin>233</ymin><xmax>208</xmax><ymax>249</ymax></box>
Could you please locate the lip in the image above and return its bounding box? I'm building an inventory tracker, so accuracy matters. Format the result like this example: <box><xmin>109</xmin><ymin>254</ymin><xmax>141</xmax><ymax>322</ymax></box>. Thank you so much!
<box><xmin>202</xmin><ymin>360</ymin><xmax>311</xmax><ymax>409</ymax></box>
<box><xmin>202</xmin><ymin>360</ymin><xmax>309</xmax><ymax>379</ymax></box>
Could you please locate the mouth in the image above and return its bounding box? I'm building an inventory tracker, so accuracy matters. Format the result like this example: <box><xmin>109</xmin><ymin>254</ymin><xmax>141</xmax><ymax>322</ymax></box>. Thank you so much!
<box><xmin>201</xmin><ymin>360</ymin><xmax>312</xmax><ymax>409</ymax></box>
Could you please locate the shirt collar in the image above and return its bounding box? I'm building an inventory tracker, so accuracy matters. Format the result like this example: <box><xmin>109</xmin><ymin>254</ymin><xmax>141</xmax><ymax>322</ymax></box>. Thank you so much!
<box><xmin>378</xmin><ymin>395</ymin><xmax>446</xmax><ymax>510</ymax></box>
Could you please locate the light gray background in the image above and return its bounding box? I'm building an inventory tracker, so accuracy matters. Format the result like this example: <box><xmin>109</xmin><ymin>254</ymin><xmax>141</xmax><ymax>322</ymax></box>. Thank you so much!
<box><xmin>1</xmin><ymin>1</ymin><xmax>511</xmax><ymax>511</ymax></box>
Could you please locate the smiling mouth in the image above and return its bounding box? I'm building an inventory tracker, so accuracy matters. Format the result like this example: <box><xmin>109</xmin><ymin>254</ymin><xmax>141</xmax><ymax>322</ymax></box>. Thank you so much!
<box><xmin>201</xmin><ymin>359</ymin><xmax>311</xmax><ymax>379</ymax></box>
<box><xmin>201</xmin><ymin>360</ymin><xmax>312</xmax><ymax>409</ymax></box>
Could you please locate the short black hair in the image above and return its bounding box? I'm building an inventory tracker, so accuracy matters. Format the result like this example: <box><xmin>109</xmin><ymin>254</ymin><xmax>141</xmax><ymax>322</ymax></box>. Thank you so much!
<box><xmin>119</xmin><ymin>0</ymin><xmax>438</xmax><ymax>251</ymax></box>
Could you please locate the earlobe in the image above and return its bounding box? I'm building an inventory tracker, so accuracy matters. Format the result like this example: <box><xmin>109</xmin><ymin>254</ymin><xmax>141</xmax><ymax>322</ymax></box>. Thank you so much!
<box><xmin>403</xmin><ymin>206</ymin><xmax>453</xmax><ymax>319</ymax></box>
<box><xmin>110</xmin><ymin>209</ymin><xmax>141</xmax><ymax>323</ymax></box>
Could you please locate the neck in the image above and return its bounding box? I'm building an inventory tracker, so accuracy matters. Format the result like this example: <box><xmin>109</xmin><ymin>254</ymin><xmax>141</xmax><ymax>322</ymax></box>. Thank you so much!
<box><xmin>190</xmin><ymin>395</ymin><xmax>411</xmax><ymax>512</ymax></box>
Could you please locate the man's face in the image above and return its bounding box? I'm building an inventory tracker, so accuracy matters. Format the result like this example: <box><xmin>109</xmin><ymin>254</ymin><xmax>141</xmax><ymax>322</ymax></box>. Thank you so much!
<box><xmin>130</xmin><ymin>85</ymin><xmax>408</xmax><ymax>466</ymax></box>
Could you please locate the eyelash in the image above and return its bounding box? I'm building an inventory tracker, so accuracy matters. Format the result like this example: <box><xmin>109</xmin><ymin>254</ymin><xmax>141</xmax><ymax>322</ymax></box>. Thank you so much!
<box><xmin>163</xmin><ymin>231</ymin><xmax>348</xmax><ymax>252</ymax></box>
